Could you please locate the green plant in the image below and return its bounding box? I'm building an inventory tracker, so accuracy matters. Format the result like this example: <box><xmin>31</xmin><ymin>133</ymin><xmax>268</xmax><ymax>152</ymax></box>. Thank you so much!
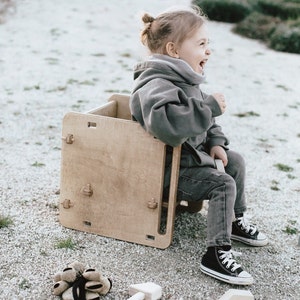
<box><xmin>0</xmin><ymin>215</ymin><xmax>13</xmax><ymax>228</ymax></box>
<box><xmin>257</xmin><ymin>0</ymin><xmax>300</xmax><ymax>19</ymax></box>
<box><xmin>233</xmin><ymin>12</ymin><xmax>280</xmax><ymax>41</ymax></box>
<box><xmin>283</xmin><ymin>220</ymin><xmax>299</xmax><ymax>235</ymax></box>
<box><xmin>19</xmin><ymin>278</ymin><xmax>31</xmax><ymax>289</ymax></box>
<box><xmin>233</xmin><ymin>111</ymin><xmax>260</xmax><ymax>117</ymax></box>
<box><xmin>276</xmin><ymin>84</ymin><xmax>289</xmax><ymax>91</ymax></box>
<box><xmin>31</xmin><ymin>161</ymin><xmax>45</xmax><ymax>167</ymax></box>
<box><xmin>274</xmin><ymin>163</ymin><xmax>294</xmax><ymax>172</ymax></box>
<box><xmin>192</xmin><ymin>0</ymin><xmax>252</xmax><ymax>22</ymax></box>
<box><xmin>56</xmin><ymin>237</ymin><xmax>76</xmax><ymax>249</ymax></box>
<box><xmin>269</xmin><ymin>24</ymin><xmax>300</xmax><ymax>54</ymax></box>
<box><xmin>270</xmin><ymin>180</ymin><xmax>280</xmax><ymax>190</ymax></box>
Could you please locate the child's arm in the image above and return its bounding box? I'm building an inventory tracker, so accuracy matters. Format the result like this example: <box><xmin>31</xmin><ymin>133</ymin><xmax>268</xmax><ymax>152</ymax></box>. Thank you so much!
<box><xmin>130</xmin><ymin>79</ymin><xmax>223</xmax><ymax>147</ymax></box>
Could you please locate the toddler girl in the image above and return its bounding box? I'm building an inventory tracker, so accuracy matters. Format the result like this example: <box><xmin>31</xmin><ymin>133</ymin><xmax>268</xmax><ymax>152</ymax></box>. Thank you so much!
<box><xmin>130</xmin><ymin>6</ymin><xmax>268</xmax><ymax>285</ymax></box>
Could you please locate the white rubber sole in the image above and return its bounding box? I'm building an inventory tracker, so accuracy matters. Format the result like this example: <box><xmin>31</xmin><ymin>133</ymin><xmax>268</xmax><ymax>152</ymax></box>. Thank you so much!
<box><xmin>231</xmin><ymin>234</ymin><xmax>268</xmax><ymax>247</ymax></box>
<box><xmin>200</xmin><ymin>264</ymin><xmax>254</xmax><ymax>285</ymax></box>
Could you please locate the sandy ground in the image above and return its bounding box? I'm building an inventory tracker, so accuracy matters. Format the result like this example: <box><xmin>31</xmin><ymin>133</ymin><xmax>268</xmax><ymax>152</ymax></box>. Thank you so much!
<box><xmin>0</xmin><ymin>0</ymin><xmax>300</xmax><ymax>299</ymax></box>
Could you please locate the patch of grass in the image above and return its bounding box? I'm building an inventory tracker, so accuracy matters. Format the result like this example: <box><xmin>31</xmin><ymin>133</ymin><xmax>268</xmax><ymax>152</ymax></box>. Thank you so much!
<box><xmin>270</xmin><ymin>185</ymin><xmax>280</xmax><ymax>191</ymax></box>
<box><xmin>274</xmin><ymin>163</ymin><xmax>294</xmax><ymax>172</ymax></box>
<box><xmin>67</xmin><ymin>79</ymin><xmax>79</xmax><ymax>84</ymax></box>
<box><xmin>79</xmin><ymin>80</ymin><xmax>95</xmax><ymax>86</ymax></box>
<box><xmin>71</xmin><ymin>100</ymin><xmax>89</xmax><ymax>110</ymax></box>
<box><xmin>19</xmin><ymin>278</ymin><xmax>31</xmax><ymax>290</ymax></box>
<box><xmin>276</xmin><ymin>84</ymin><xmax>289</xmax><ymax>91</ymax></box>
<box><xmin>55</xmin><ymin>237</ymin><xmax>76</xmax><ymax>249</ymax></box>
<box><xmin>50</xmin><ymin>28</ymin><xmax>61</xmax><ymax>36</ymax></box>
<box><xmin>233</xmin><ymin>111</ymin><xmax>260</xmax><ymax>117</ymax></box>
<box><xmin>233</xmin><ymin>11</ymin><xmax>280</xmax><ymax>41</ymax></box>
<box><xmin>270</xmin><ymin>180</ymin><xmax>280</xmax><ymax>190</ymax></box>
<box><xmin>0</xmin><ymin>215</ymin><xmax>13</xmax><ymax>228</ymax></box>
<box><xmin>257</xmin><ymin>138</ymin><xmax>268</xmax><ymax>142</ymax></box>
<box><xmin>288</xmin><ymin>105</ymin><xmax>298</xmax><ymax>109</ymax></box>
<box><xmin>269</xmin><ymin>24</ymin><xmax>300</xmax><ymax>54</ymax></box>
<box><xmin>283</xmin><ymin>220</ymin><xmax>299</xmax><ymax>235</ymax></box>
<box><xmin>287</xmin><ymin>174</ymin><xmax>296</xmax><ymax>179</ymax></box>
<box><xmin>31</xmin><ymin>161</ymin><xmax>45</xmax><ymax>167</ymax></box>
<box><xmin>24</xmin><ymin>85</ymin><xmax>40</xmax><ymax>91</ymax></box>
<box><xmin>279</xmin><ymin>112</ymin><xmax>289</xmax><ymax>117</ymax></box>
<box><xmin>46</xmin><ymin>86</ymin><xmax>67</xmax><ymax>93</ymax></box>
<box><xmin>45</xmin><ymin>57</ymin><xmax>60</xmax><ymax>65</ymax></box>
<box><xmin>120</xmin><ymin>52</ymin><xmax>131</xmax><ymax>58</ymax></box>
<box><xmin>77</xmin><ymin>99</ymin><xmax>89</xmax><ymax>105</ymax></box>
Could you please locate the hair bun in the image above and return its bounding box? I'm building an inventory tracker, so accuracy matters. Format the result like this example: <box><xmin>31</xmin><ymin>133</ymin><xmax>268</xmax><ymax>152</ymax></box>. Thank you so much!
<box><xmin>142</xmin><ymin>13</ymin><xmax>155</xmax><ymax>24</ymax></box>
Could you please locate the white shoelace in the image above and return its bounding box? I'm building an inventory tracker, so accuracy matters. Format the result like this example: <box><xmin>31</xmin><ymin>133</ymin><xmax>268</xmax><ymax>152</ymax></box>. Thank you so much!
<box><xmin>218</xmin><ymin>250</ymin><xmax>241</xmax><ymax>272</ymax></box>
<box><xmin>237</xmin><ymin>216</ymin><xmax>258</xmax><ymax>235</ymax></box>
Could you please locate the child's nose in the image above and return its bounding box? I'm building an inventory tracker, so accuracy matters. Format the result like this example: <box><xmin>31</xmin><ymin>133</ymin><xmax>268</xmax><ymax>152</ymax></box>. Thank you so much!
<box><xmin>206</xmin><ymin>48</ymin><xmax>211</xmax><ymax>55</ymax></box>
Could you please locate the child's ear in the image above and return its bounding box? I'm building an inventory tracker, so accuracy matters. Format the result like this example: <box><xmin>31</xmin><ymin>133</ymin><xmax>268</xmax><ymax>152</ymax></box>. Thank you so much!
<box><xmin>165</xmin><ymin>42</ymin><xmax>180</xmax><ymax>58</ymax></box>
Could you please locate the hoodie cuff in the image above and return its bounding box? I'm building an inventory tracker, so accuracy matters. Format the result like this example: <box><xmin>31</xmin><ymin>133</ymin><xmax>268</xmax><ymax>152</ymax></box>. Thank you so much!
<box><xmin>204</xmin><ymin>95</ymin><xmax>222</xmax><ymax>117</ymax></box>
<box><xmin>207</xmin><ymin>138</ymin><xmax>230</xmax><ymax>151</ymax></box>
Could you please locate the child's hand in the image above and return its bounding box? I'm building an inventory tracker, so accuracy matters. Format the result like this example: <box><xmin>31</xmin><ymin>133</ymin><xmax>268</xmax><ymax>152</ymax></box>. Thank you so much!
<box><xmin>210</xmin><ymin>145</ymin><xmax>228</xmax><ymax>167</ymax></box>
<box><xmin>212</xmin><ymin>93</ymin><xmax>226</xmax><ymax>114</ymax></box>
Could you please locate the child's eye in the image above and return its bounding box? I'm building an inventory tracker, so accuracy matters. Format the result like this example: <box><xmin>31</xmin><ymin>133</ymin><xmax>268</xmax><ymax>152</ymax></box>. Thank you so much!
<box><xmin>199</xmin><ymin>40</ymin><xmax>210</xmax><ymax>47</ymax></box>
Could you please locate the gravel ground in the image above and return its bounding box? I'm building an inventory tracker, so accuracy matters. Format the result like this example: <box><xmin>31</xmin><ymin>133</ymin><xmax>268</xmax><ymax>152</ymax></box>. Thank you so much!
<box><xmin>0</xmin><ymin>0</ymin><xmax>300</xmax><ymax>299</ymax></box>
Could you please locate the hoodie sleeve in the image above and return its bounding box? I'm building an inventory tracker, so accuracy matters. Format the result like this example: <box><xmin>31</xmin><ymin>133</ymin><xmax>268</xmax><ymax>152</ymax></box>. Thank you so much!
<box><xmin>201</xmin><ymin>92</ymin><xmax>230</xmax><ymax>149</ymax></box>
<box><xmin>205</xmin><ymin>120</ymin><xmax>230</xmax><ymax>150</ymax></box>
<box><xmin>130</xmin><ymin>79</ymin><xmax>223</xmax><ymax>147</ymax></box>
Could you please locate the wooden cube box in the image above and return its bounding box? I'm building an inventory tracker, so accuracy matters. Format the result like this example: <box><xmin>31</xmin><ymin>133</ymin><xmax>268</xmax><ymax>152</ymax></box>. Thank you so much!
<box><xmin>59</xmin><ymin>94</ymin><xmax>181</xmax><ymax>249</ymax></box>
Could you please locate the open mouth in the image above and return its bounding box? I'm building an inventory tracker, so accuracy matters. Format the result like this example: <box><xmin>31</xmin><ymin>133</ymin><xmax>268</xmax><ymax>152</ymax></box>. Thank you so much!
<box><xmin>200</xmin><ymin>59</ymin><xmax>207</xmax><ymax>69</ymax></box>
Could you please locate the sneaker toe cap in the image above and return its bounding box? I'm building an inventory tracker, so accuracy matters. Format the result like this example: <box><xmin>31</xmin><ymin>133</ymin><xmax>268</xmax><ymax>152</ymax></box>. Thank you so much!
<box><xmin>238</xmin><ymin>270</ymin><xmax>254</xmax><ymax>284</ymax></box>
<box><xmin>257</xmin><ymin>232</ymin><xmax>268</xmax><ymax>243</ymax></box>
<box><xmin>239</xmin><ymin>270</ymin><xmax>252</xmax><ymax>279</ymax></box>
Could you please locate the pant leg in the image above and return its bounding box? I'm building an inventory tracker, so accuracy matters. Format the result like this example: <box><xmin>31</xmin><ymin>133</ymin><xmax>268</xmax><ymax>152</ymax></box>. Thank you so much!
<box><xmin>175</xmin><ymin>166</ymin><xmax>236</xmax><ymax>247</ymax></box>
<box><xmin>225</xmin><ymin>150</ymin><xmax>247</xmax><ymax>215</ymax></box>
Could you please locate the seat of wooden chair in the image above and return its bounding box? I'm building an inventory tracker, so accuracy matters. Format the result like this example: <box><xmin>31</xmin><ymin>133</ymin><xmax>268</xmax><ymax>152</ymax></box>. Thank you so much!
<box><xmin>59</xmin><ymin>94</ymin><xmax>183</xmax><ymax>249</ymax></box>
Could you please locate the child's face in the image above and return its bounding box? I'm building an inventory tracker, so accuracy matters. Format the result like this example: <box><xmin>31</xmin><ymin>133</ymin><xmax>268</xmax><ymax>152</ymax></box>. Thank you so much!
<box><xmin>176</xmin><ymin>24</ymin><xmax>211</xmax><ymax>74</ymax></box>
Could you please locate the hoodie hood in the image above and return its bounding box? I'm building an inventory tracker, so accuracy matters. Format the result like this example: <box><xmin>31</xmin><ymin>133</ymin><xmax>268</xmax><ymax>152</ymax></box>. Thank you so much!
<box><xmin>133</xmin><ymin>54</ymin><xmax>206</xmax><ymax>92</ymax></box>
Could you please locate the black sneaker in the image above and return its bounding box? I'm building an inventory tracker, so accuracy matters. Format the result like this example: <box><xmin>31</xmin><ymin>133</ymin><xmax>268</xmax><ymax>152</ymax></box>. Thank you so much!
<box><xmin>231</xmin><ymin>216</ymin><xmax>268</xmax><ymax>247</ymax></box>
<box><xmin>200</xmin><ymin>247</ymin><xmax>253</xmax><ymax>285</ymax></box>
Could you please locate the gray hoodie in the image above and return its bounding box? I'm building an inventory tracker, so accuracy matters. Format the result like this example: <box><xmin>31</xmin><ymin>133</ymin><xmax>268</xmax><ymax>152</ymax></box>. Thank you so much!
<box><xmin>130</xmin><ymin>54</ymin><xmax>229</xmax><ymax>168</ymax></box>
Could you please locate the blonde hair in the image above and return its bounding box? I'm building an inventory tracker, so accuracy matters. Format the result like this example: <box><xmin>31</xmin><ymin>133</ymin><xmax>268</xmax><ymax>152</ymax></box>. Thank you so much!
<box><xmin>140</xmin><ymin>6</ymin><xmax>206</xmax><ymax>54</ymax></box>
